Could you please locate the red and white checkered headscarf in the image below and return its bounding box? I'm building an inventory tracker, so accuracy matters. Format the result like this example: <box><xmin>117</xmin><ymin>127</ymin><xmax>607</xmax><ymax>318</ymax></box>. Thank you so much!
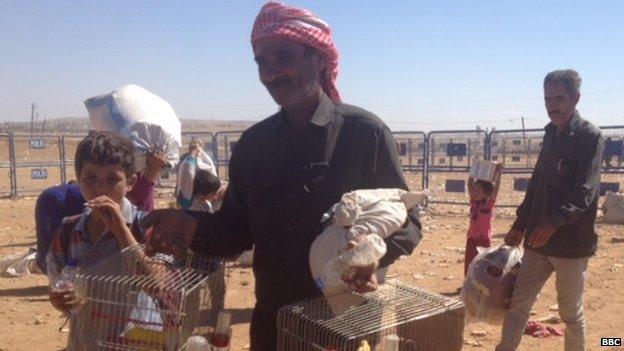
<box><xmin>251</xmin><ymin>1</ymin><xmax>341</xmax><ymax>103</ymax></box>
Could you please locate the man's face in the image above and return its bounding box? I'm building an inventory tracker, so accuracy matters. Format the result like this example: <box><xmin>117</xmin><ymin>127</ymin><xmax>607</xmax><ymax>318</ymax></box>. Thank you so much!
<box><xmin>254</xmin><ymin>37</ymin><xmax>325</xmax><ymax>109</ymax></box>
<box><xmin>544</xmin><ymin>82</ymin><xmax>579</xmax><ymax>128</ymax></box>
<box><xmin>78</xmin><ymin>162</ymin><xmax>135</xmax><ymax>204</ymax></box>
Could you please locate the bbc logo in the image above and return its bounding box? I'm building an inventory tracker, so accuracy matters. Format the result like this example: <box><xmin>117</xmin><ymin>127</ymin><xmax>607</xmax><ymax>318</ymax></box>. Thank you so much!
<box><xmin>601</xmin><ymin>337</ymin><xmax>622</xmax><ymax>347</ymax></box>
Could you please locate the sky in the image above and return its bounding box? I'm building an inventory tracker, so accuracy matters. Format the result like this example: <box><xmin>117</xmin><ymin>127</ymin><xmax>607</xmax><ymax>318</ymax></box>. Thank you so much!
<box><xmin>1</xmin><ymin>0</ymin><xmax>623</xmax><ymax>131</ymax></box>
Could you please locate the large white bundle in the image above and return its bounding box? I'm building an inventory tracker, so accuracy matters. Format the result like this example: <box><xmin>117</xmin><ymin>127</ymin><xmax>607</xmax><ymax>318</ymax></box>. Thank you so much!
<box><xmin>84</xmin><ymin>84</ymin><xmax>182</xmax><ymax>172</ymax></box>
<box><xmin>603</xmin><ymin>191</ymin><xmax>624</xmax><ymax>223</ymax></box>
<box><xmin>333</xmin><ymin>188</ymin><xmax>427</xmax><ymax>242</ymax></box>
<box><xmin>309</xmin><ymin>188</ymin><xmax>427</xmax><ymax>295</ymax></box>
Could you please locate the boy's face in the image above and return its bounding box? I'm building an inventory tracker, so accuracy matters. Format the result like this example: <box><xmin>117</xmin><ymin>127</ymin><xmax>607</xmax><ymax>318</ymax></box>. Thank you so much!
<box><xmin>78</xmin><ymin>162</ymin><xmax>136</xmax><ymax>204</ymax></box>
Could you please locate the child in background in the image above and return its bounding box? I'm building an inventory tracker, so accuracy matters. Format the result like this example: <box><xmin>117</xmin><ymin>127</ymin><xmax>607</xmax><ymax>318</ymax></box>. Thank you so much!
<box><xmin>46</xmin><ymin>131</ymin><xmax>148</xmax><ymax>350</ymax></box>
<box><xmin>465</xmin><ymin>163</ymin><xmax>502</xmax><ymax>276</ymax></box>
<box><xmin>190</xmin><ymin>169</ymin><xmax>221</xmax><ymax>213</ymax></box>
<box><xmin>176</xmin><ymin>139</ymin><xmax>217</xmax><ymax>209</ymax></box>
<box><xmin>187</xmin><ymin>169</ymin><xmax>226</xmax><ymax>315</ymax></box>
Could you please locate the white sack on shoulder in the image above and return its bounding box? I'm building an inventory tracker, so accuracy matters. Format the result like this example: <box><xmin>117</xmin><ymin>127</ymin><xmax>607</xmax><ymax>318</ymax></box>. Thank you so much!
<box><xmin>84</xmin><ymin>84</ymin><xmax>182</xmax><ymax>173</ymax></box>
<box><xmin>333</xmin><ymin>188</ymin><xmax>427</xmax><ymax>242</ymax></box>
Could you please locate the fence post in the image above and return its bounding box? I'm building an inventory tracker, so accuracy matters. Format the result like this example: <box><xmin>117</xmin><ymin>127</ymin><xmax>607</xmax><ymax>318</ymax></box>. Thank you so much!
<box><xmin>422</xmin><ymin>134</ymin><xmax>428</xmax><ymax>190</ymax></box>
<box><xmin>59</xmin><ymin>135</ymin><xmax>66</xmax><ymax>184</ymax></box>
<box><xmin>8</xmin><ymin>132</ymin><xmax>17</xmax><ymax>197</ymax></box>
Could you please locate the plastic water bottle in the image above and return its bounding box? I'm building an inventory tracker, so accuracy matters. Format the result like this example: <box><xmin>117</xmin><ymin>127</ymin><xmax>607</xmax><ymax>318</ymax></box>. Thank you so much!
<box><xmin>53</xmin><ymin>259</ymin><xmax>79</xmax><ymax>290</ymax></box>
<box><xmin>316</xmin><ymin>234</ymin><xmax>387</xmax><ymax>294</ymax></box>
<box><xmin>52</xmin><ymin>259</ymin><xmax>83</xmax><ymax>312</ymax></box>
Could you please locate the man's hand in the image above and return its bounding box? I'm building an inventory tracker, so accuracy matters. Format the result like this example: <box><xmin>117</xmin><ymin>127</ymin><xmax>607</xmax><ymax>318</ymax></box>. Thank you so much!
<box><xmin>141</xmin><ymin>209</ymin><xmax>198</xmax><ymax>257</ymax></box>
<box><xmin>341</xmin><ymin>262</ymin><xmax>378</xmax><ymax>293</ymax></box>
<box><xmin>529</xmin><ymin>222</ymin><xmax>557</xmax><ymax>248</ymax></box>
<box><xmin>504</xmin><ymin>227</ymin><xmax>525</xmax><ymax>246</ymax></box>
<box><xmin>340</xmin><ymin>241</ymin><xmax>379</xmax><ymax>293</ymax></box>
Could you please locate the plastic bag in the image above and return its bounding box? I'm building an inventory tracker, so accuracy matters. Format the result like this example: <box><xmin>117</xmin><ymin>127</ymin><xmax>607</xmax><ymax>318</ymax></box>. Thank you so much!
<box><xmin>461</xmin><ymin>245</ymin><xmax>523</xmax><ymax>322</ymax></box>
<box><xmin>176</xmin><ymin>152</ymin><xmax>216</xmax><ymax>209</ymax></box>
<box><xmin>84</xmin><ymin>84</ymin><xmax>182</xmax><ymax>173</ymax></box>
<box><xmin>1</xmin><ymin>250</ymin><xmax>39</xmax><ymax>277</ymax></box>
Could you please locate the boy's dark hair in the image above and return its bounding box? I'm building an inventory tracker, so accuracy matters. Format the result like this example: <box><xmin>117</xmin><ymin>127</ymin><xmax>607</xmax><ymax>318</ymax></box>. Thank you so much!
<box><xmin>474</xmin><ymin>179</ymin><xmax>494</xmax><ymax>195</ymax></box>
<box><xmin>193</xmin><ymin>170</ymin><xmax>221</xmax><ymax>196</ymax></box>
<box><xmin>75</xmin><ymin>131</ymin><xmax>136</xmax><ymax>178</ymax></box>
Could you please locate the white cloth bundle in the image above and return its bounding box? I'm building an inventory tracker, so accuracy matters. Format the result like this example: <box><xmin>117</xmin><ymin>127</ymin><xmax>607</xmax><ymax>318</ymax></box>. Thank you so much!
<box><xmin>84</xmin><ymin>84</ymin><xmax>182</xmax><ymax>173</ymax></box>
<box><xmin>309</xmin><ymin>188</ymin><xmax>427</xmax><ymax>295</ymax></box>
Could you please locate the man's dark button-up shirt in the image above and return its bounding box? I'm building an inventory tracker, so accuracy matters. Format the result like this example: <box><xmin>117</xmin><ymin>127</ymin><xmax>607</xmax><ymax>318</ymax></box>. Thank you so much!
<box><xmin>512</xmin><ymin>112</ymin><xmax>604</xmax><ymax>258</ymax></box>
<box><xmin>189</xmin><ymin>93</ymin><xmax>422</xmax><ymax>312</ymax></box>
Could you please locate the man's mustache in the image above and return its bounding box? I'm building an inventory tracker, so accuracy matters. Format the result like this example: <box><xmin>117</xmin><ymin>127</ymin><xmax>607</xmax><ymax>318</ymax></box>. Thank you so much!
<box><xmin>266</xmin><ymin>78</ymin><xmax>290</xmax><ymax>90</ymax></box>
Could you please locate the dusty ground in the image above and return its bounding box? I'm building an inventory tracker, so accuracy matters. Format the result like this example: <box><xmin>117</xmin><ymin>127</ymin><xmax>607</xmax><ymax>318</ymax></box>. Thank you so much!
<box><xmin>1</xmin><ymin>191</ymin><xmax>623</xmax><ymax>351</ymax></box>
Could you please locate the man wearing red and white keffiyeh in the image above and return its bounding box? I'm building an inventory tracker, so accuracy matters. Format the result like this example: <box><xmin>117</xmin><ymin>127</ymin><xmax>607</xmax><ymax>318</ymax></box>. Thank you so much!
<box><xmin>141</xmin><ymin>2</ymin><xmax>422</xmax><ymax>350</ymax></box>
<box><xmin>251</xmin><ymin>1</ymin><xmax>341</xmax><ymax>104</ymax></box>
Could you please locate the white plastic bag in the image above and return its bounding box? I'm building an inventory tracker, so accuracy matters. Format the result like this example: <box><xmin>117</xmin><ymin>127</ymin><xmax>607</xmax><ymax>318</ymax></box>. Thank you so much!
<box><xmin>84</xmin><ymin>84</ymin><xmax>182</xmax><ymax>173</ymax></box>
<box><xmin>461</xmin><ymin>245</ymin><xmax>523</xmax><ymax>322</ymax></box>
<box><xmin>1</xmin><ymin>250</ymin><xmax>39</xmax><ymax>277</ymax></box>
<box><xmin>176</xmin><ymin>152</ymin><xmax>216</xmax><ymax>209</ymax></box>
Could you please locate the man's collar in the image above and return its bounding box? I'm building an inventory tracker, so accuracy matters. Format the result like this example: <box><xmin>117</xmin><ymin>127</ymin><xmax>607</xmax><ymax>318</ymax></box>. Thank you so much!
<box><xmin>272</xmin><ymin>92</ymin><xmax>335</xmax><ymax>129</ymax></box>
<box><xmin>309</xmin><ymin>92</ymin><xmax>334</xmax><ymax>127</ymax></box>
<box><xmin>545</xmin><ymin>110</ymin><xmax>581</xmax><ymax>135</ymax></box>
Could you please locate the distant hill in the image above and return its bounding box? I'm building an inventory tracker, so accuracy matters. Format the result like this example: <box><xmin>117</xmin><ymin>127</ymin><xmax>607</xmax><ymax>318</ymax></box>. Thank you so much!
<box><xmin>0</xmin><ymin>117</ymin><xmax>255</xmax><ymax>134</ymax></box>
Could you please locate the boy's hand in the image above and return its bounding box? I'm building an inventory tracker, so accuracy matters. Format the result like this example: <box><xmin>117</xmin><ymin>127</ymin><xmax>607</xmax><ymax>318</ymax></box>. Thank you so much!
<box><xmin>49</xmin><ymin>288</ymin><xmax>80</xmax><ymax>314</ymax></box>
<box><xmin>87</xmin><ymin>196</ymin><xmax>128</xmax><ymax>240</ymax></box>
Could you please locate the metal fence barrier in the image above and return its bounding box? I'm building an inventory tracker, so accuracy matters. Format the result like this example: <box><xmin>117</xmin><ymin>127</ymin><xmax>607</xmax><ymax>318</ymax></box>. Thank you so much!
<box><xmin>426</xmin><ymin>130</ymin><xmax>488</xmax><ymax>205</ymax></box>
<box><xmin>3</xmin><ymin>126</ymin><xmax>623</xmax><ymax>203</ymax></box>
<box><xmin>489</xmin><ymin>128</ymin><xmax>545</xmax><ymax>208</ymax></box>
<box><xmin>214</xmin><ymin>131</ymin><xmax>243</xmax><ymax>181</ymax></box>
<box><xmin>0</xmin><ymin>133</ymin><xmax>13</xmax><ymax>196</ymax></box>
<box><xmin>393</xmin><ymin>131</ymin><xmax>427</xmax><ymax>190</ymax></box>
<box><xmin>11</xmin><ymin>134</ymin><xmax>64</xmax><ymax>196</ymax></box>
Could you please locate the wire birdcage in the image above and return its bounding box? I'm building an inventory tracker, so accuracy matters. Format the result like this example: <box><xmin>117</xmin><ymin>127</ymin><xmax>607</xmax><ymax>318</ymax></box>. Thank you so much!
<box><xmin>277</xmin><ymin>280</ymin><xmax>465</xmax><ymax>351</ymax></box>
<box><xmin>70</xmin><ymin>245</ymin><xmax>225</xmax><ymax>351</ymax></box>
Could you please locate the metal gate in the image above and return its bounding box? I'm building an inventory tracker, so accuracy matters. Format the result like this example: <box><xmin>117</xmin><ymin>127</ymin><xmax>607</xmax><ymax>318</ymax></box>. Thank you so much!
<box><xmin>426</xmin><ymin>130</ymin><xmax>488</xmax><ymax>205</ymax></box>
<box><xmin>60</xmin><ymin>134</ymin><xmax>88</xmax><ymax>184</ymax></box>
<box><xmin>489</xmin><ymin>128</ymin><xmax>545</xmax><ymax>208</ymax></box>
<box><xmin>393</xmin><ymin>131</ymin><xmax>427</xmax><ymax>190</ymax></box>
<box><xmin>214</xmin><ymin>131</ymin><xmax>243</xmax><ymax>180</ymax></box>
<box><xmin>0</xmin><ymin>133</ymin><xmax>14</xmax><ymax>196</ymax></box>
<box><xmin>12</xmin><ymin>134</ymin><xmax>64</xmax><ymax>196</ymax></box>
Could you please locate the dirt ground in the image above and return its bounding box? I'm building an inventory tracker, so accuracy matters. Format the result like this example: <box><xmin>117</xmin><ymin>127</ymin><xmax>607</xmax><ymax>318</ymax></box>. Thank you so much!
<box><xmin>1</xmin><ymin>191</ymin><xmax>623</xmax><ymax>351</ymax></box>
